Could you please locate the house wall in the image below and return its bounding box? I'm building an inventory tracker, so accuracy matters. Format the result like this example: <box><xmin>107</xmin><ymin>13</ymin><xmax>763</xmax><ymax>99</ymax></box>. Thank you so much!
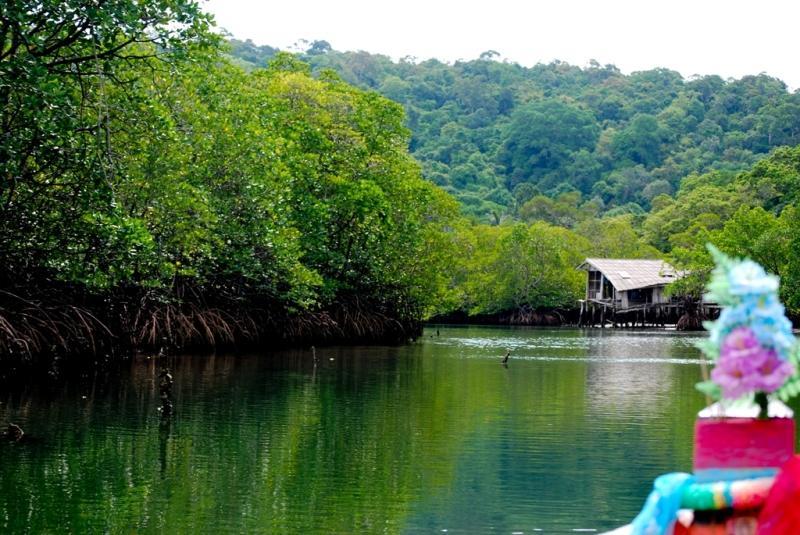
<box><xmin>586</xmin><ymin>270</ymin><xmax>602</xmax><ymax>300</ymax></box>
<box><xmin>620</xmin><ymin>286</ymin><xmax>670</xmax><ymax>308</ymax></box>
<box><xmin>652</xmin><ymin>286</ymin><xmax>670</xmax><ymax>305</ymax></box>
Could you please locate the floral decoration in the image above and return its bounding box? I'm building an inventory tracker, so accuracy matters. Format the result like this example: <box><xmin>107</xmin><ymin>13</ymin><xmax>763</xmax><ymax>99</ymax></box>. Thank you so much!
<box><xmin>696</xmin><ymin>246</ymin><xmax>800</xmax><ymax>412</ymax></box>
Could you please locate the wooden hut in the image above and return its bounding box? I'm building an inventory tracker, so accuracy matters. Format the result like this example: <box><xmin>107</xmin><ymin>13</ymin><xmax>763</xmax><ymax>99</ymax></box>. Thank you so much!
<box><xmin>577</xmin><ymin>258</ymin><xmax>684</xmax><ymax>327</ymax></box>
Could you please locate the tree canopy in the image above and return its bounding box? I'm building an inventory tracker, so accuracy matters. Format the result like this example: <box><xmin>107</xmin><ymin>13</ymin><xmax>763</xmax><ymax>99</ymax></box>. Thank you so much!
<box><xmin>4</xmin><ymin>5</ymin><xmax>800</xmax><ymax>361</ymax></box>
<box><xmin>0</xmin><ymin>3</ymin><xmax>461</xmax><ymax>357</ymax></box>
<box><xmin>228</xmin><ymin>39</ymin><xmax>800</xmax><ymax>225</ymax></box>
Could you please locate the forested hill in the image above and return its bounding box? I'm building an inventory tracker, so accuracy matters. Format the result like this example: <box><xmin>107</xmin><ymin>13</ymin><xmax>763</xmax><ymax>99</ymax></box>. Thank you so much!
<box><xmin>228</xmin><ymin>39</ymin><xmax>800</xmax><ymax>222</ymax></box>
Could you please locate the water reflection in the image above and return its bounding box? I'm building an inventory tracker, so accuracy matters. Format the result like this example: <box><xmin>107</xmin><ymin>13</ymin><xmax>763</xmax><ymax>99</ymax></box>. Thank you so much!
<box><xmin>0</xmin><ymin>327</ymin><xmax>752</xmax><ymax>533</ymax></box>
<box><xmin>583</xmin><ymin>331</ymin><xmax>705</xmax><ymax>413</ymax></box>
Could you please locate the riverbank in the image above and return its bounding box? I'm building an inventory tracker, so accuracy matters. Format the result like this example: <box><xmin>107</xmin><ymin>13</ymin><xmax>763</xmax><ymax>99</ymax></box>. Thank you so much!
<box><xmin>430</xmin><ymin>306</ymin><xmax>579</xmax><ymax>327</ymax></box>
<box><xmin>0</xmin><ymin>283</ymin><xmax>421</xmax><ymax>373</ymax></box>
<box><xmin>430</xmin><ymin>306</ymin><xmax>723</xmax><ymax>331</ymax></box>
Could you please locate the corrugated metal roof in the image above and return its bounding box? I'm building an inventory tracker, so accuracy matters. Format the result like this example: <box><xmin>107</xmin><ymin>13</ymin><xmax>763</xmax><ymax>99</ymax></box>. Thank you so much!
<box><xmin>577</xmin><ymin>258</ymin><xmax>681</xmax><ymax>292</ymax></box>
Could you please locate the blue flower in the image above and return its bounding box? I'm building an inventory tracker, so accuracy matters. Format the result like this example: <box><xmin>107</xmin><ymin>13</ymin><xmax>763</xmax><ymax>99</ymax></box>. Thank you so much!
<box><xmin>717</xmin><ymin>304</ymin><xmax>748</xmax><ymax>328</ymax></box>
<box><xmin>728</xmin><ymin>260</ymin><xmax>779</xmax><ymax>296</ymax></box>
<box><xmin>701</xmin><ymin>247</ymin><xmax>798</xmax><ymax>397</ymax></box>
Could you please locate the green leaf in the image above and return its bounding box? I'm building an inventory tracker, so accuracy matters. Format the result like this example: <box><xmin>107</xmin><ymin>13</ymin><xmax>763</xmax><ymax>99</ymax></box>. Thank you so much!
<box><xmin>695</xmin><ymin>380</ymin><xmax>721</xmax><ymax>400</ymax></box>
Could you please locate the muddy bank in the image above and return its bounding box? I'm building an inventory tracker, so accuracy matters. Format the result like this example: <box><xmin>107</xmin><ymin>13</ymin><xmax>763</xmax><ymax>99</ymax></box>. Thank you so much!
<box><xmin>429</xmin><ymin>306</ymin><xmax>579</xmax><ymax>327</ymax></box>
<box><xmin>431</xmin><ymin>305</ymin><xmax>726</xmax><ymax>330</ymax></box>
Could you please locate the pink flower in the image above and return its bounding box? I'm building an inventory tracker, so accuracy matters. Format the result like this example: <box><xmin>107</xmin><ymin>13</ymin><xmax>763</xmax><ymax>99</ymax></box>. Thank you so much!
<box><xmin>751</xmin><ymin>351</ymin><xmax>795</xmax><ymax>393</ymax></box>
<box><xmin>712</xmin><ymin>327</ymin><xmax>794</xmax><ymax>399</ymax></box>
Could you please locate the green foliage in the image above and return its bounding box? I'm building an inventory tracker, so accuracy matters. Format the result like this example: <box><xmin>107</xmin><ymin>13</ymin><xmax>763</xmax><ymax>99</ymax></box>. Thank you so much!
<box><xmin>228</xmin><ymin>40</ymin><xmax>800</xmax><ymax>222</ymax></box>
<box><xmin>0</xmin><ymin>0</ymin><xmax>215</xmax><ymax>283</ymax></box>
<box><xmin>780</xmin><ymin>206</ymin><xmax>800</xmax><ymax>312</ymax></box>
<box><xmin>737</xmin><ymin>145</ymin><xmax>800</xmax><ymax>211</ymax></box>
<box><xmin>451</xmin><ymin>222</ymin><xmax>590</xmax><ymax>314</ymax></box>
<box><xmin>648</xmin><ymin>147</ymin><xmax>800</xmax><ymax>313</ymax></box>
<box><xmin>498</xmin><ymin>99</ymin><xmax>599</xmax><ymax>191</ymax></box>
<box><xmin>0</xmin><ymin>3</ymin><xmax>460</xmax><ymax>326</ymax></box>
<box><xmin>777</xmin><ymin>345</ymin><xmax>800</xmax><ymax>401</ymax></box>
<box><xmin>574</xmin><ymin>215</ymin><xmax>660</xmax><ymax>259</ymax></box>
<box><xmin>643</xmin><ymin>181</ymin><xmax>743</xmax><ymax>252</ymax></box>
<box><xmin>490</xmin><ymin>223</ymin><xmax>589</xmax><ymax>310</ymax></box>
<box><xmin>712</xmin><ymin>206</ymin><xmax>788</xmax><ymax>277</ymax></box>
<box><xmin>612</xmin><ymin>114</ymin><xmax>665</xmax><ymax>167</ymax></box>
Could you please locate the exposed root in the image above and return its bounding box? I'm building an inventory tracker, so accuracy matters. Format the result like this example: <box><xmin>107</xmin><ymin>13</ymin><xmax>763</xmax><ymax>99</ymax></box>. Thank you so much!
<box><xmin>503</xmin><ymin>305</ymin><xmax>564</xmax><ymax>326</ymax></box>
<box><xmin>676</xmin><ymin>297</ymin><xmax>705</xmax><ymax>331</ymax></box>
<box><xmin>0</xmin><ymin>286</ymin><xmax>421</xmax><ymax>365</ymax></box>
<box><xmin>676</xmin><ymin>313</ymin><xmax>704</xmax><ymax>331</ymax></box>
<box><xmin>131</xmin><ymin>300</ymin><xmax>268</xmax><ymax>349</ymax></box>
<box><xmin>0</xmin><ymin>290</ymin><xmax>112</xmax><ymax>360</ymax></box>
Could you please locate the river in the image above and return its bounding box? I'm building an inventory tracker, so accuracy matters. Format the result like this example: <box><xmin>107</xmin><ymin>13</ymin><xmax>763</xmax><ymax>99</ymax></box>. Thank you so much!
<box><xmin>0</xmin><ymin>326</ymin><xmax>779</xmax><ymax>533</ymax></box>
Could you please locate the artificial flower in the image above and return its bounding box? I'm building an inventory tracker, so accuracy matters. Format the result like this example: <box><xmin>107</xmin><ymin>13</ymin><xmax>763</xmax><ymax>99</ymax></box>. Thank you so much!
<box><xmin>727</xmin><ymin>260</ymin><xmax>779</xmax><ymax>296</ymax></box>
<box><xmin>698</xmin><ymin>246</ymin><xmax>798</xmax><ymax>405</ymax></box>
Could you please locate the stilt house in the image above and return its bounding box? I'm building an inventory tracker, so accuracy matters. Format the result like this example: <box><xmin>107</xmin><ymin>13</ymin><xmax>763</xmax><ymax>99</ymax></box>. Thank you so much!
<box><xmin>578</xmin><ymin>258</ymin><xmax>681</xmax><ymax>311</ymax></box>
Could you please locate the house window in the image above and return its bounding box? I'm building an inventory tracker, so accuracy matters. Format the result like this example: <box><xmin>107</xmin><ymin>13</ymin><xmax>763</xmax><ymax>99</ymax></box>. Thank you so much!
<box><xmin>603</xmin><ymin>278</ymin><xmax>614</xmax><ymax>300</ymax></box>
<box><xmin>627</xmin><ymin>288</ymin><xmax>652</xmax><ymax>304</ymax></box>
<box><xmin>588</xmin><ymin>271</ymin><xmax>602</xmax><ymax>298</ymax></box>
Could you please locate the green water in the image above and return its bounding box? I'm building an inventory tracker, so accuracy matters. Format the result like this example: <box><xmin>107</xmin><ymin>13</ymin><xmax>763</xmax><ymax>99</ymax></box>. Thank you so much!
<box><xmin>1</xmin><ymin>327</ymin><xmax>718</xmax><ymax>533</ymax></box>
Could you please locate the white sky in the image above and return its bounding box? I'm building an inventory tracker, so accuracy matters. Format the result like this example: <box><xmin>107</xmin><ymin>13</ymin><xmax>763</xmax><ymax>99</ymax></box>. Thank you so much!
<box><xmin>204</xmin><ymin>0</ymin><xmax>800</xmax><ymax>90</ymax></box>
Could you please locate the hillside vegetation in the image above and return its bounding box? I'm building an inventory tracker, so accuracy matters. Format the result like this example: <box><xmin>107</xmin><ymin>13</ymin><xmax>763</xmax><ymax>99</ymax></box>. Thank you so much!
<box><xmin>229</xmin><ymin>39</ymin><xmax>800</xmax><ymax>223</ymax></box>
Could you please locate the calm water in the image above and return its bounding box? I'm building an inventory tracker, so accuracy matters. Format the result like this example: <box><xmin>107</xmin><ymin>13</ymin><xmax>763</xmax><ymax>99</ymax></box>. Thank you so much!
<box><xmin>0</xmin><ymin>327</ymin><xmax>736</xmax><ymax>533</ymax></box>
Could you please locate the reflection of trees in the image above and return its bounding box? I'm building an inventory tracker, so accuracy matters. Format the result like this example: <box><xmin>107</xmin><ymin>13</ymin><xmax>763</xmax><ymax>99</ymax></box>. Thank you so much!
<box><xmin>0</xmin><ymin>348</ymin><xmax>468</xmax><ymax>532</ymax></box>
<box><xmin>575</xmin><ymin>331</ymin><xmax>707</xmax><ymax>528</ymax></box>
<box><xmin>0</xmin><ymin>330</ymin><xmax>713</xmax><ymax>533</ymax></box>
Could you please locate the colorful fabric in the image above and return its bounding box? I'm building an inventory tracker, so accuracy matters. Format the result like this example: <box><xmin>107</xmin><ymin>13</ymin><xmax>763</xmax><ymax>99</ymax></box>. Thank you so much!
<box><xmin>631</xmin><ymin>473</ymin><xmax>693</xmax><ymax>535</ymax></box>
<box><xmin>679</xmin><ymin>476</ymin><xmax>774</xmax><ymax>511</ymax></box>
<box><xmin>632</xmin><ymin>469</ymin><xmax>778</xmax><ymax>535</ymax></box>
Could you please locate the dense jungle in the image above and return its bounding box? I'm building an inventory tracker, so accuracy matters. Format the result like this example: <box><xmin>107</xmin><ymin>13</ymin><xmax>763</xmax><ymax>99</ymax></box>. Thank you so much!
<box><xmin>2</xmin><ymin>2</ymin><xmax>800</xmax><ymax>367</ymax></box>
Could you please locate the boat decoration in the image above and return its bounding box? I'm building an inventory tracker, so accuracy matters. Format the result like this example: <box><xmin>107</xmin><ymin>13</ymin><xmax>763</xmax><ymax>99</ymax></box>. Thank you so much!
<box><xmin>626</xmin><ymin>247</ymin><xmax>800</xmax><ymax>535</ymax></box>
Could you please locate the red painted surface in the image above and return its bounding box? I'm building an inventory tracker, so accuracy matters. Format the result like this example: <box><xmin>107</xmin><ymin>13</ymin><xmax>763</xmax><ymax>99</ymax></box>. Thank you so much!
<box><xmin>758</xmin><ymin>455</ymin><xmax>800</xmax><ymax>535</ymax></box>
<box><xmin>693</xmin><ymin>418</ymin><xmax>795</xmax><ymax>471</ymax></box>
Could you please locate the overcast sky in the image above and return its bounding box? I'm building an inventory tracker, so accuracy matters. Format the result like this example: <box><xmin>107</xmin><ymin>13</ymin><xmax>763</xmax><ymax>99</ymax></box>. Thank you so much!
<box><xmin>204</xmin><ymin>0</ymin><xmax>800</xmax><ymax>90</ymax></box>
